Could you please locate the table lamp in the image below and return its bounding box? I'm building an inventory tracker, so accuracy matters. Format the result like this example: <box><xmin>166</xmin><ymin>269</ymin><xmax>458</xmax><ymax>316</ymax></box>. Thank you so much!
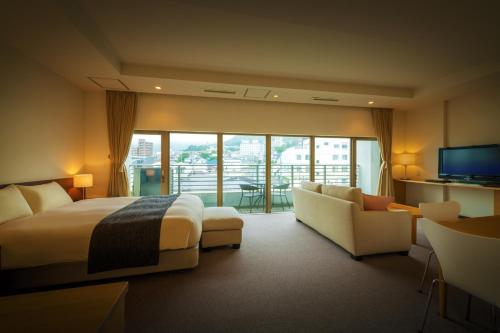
<box><xmin>398</xmin><ymin>153</ymin><xmax>416</xmax><ymax>180</ymax></box>
<box><xmin>74</xmin><ymin>174</ymin><xmax>93</xmax><ymax>200</ymax></box>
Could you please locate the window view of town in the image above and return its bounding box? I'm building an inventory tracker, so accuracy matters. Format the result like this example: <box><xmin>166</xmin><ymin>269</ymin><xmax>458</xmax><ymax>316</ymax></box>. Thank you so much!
<box><xmin>125</xmin><ymin>133</ymin><xmax>380</xmax><ymax>213</ymax></box>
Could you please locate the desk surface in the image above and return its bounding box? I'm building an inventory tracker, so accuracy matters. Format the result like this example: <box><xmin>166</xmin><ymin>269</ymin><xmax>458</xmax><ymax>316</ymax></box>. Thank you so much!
<box><xmin>437</xmin><ymin>215</ymin><xmax>500</xmax><ymax>238</ymax></box>
<box><xmin>388</xmin><ymin>203</ymin><xmax>422</xmax><ymax>216</ymax></box>
<box><xmin>0</xmin><ymin>282</ymin><xmax>128</xmax><ymax>333</ymax></box>
<box><xmin>394</xmin><ymin>179</ymin><xmax>500</xmax><ymax>191</ymax></box>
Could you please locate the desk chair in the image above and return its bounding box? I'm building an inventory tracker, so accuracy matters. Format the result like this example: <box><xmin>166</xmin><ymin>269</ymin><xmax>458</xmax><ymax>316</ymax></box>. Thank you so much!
<box><xmin>417</xmin><ymin>201</ymin><xmax>460</xmax><ymax>293</ymax></box>
<box><xmin>419</xmin><ymin>219</ymin><xmax>500</xmax><ymax>332</ymax></box>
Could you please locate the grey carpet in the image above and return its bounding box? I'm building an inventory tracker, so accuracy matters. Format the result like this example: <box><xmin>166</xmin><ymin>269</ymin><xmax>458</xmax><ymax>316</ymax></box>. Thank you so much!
<box><xmin>125</xmin><ymin>213</ymin><xmax>496</xmax><ymax>333</ymax></box>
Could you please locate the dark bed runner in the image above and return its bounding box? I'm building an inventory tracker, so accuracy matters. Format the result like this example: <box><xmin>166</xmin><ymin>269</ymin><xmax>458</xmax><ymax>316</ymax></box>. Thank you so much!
<box><xmin>88</xmin><ymin>195</ymin><xmax>179</xmax><ymax>274</ymax></box>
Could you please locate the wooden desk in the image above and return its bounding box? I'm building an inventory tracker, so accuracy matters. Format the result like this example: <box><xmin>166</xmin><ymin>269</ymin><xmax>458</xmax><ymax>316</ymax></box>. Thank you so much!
<box><xmin>388</xmin><ymin>203</ymin><xmax>422</xmax><ymax>245</ymax></box>
<box><xmin>394</xmin><ymin>179</ymin><xmax>500</xmax><ymax>215</ymax></box>
<box><xmin>434</xmin><ymin>215</ymin><xmax>500</xmax><ymax>318</ymax></box>
<box><xmin>0</xmin><ymin>282</ymin><xmax>128</xmax><ymax>333</ymax></box>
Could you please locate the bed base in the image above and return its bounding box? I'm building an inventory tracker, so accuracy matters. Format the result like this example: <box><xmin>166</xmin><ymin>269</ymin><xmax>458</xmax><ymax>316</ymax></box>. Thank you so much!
<box><xmin>1</xmin><ymin>247</ymin><xmax>198</xmax><ymax>291</ymax></box>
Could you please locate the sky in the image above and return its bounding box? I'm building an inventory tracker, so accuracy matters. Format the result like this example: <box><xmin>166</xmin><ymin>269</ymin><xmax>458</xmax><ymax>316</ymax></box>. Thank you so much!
<box><xmin>132</xmin><ymin>134</ymin><xmax>238</xmax><ymax>146</ymax></box>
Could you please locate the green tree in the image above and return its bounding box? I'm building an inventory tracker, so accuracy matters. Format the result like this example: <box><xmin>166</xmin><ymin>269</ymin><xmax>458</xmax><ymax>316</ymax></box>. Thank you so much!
<box><xmin>176</xmin><ymin>152</ymin><xmax>190</xmax><ymax>163</ymax></box>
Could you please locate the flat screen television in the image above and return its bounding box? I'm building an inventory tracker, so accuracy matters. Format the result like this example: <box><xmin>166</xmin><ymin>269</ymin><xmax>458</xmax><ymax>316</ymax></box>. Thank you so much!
<box><xmin>438</xmin><ymin>144</ymin><xmax>500</xmax><ymax>182</ymax></box>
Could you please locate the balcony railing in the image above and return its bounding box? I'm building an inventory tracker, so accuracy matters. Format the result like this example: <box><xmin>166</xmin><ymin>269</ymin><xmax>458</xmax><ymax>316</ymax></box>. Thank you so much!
<box><xmin>128</xmin><ymin>163</ymin><xmax>358</xmax><ymax>212</ymax></box>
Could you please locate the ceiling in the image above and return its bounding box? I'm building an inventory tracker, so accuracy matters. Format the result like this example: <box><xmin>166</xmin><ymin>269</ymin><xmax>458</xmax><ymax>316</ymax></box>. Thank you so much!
<box><xmin>1</xmin><ymin>0</ymin><xmax>499</xmax><ymax>109</ymax></box>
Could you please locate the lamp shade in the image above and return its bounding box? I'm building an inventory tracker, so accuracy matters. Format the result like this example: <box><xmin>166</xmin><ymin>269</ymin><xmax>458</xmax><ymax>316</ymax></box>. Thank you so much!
<box><xmin>74</xmin><ymin>174</ymin><xmax>93</xmax><ymax>188</ymax></box>
<box><xmin>398</xmin><ymin>153</ymin><xmax>416</xmax><ymax>166</ymax></box>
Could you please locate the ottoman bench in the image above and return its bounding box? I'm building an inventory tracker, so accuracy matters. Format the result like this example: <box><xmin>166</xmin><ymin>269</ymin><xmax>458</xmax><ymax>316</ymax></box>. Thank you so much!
<box><xmin>201</xmin><ymin>207</ymin><xmax>244</xmax><ymax>250</ymax></box>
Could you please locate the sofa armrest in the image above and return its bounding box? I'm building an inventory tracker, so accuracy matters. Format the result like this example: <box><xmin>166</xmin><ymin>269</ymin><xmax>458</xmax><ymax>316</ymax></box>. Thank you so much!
<box><xmin>352</xmin><ymin>209</ymin><xmax>412</xmax><ymax>255</ymax></box>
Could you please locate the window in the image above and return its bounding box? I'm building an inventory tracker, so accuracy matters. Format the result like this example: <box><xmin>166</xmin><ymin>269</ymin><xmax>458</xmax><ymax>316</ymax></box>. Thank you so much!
<box><xmin>125</xmin><ymin>133</ymin><xmax>163</xmax><ymax>196</ymax></box>
<box><xmin>271</xmin><ymin>136</ymin><xmax>310</xmax><ymax>212</ymax></box>
<box><xmin>356</xmin><ymin>140</ymin><xmax>381</xmax><ymax>195</ymax></box>
<box><xmin>125</xmin><ymin>131</ymin><xmax>381</xmax><ymax>213</ymax></box>
<box><xmin>170</xmin><ymin>133</ymin><xmax>217</xmax><ymax>207</ymax></box>
<box><xmin>223</xmin><ymin>135</ymin><xmax>266</xmax><ymax>213</ymax></box>
<box><xmin>315</xmin><ymin>138</ymin><xmax>351</xmax><ymax>186</ymax></box>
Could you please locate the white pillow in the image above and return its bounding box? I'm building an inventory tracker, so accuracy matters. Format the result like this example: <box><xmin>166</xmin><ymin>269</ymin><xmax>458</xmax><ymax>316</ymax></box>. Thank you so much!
<box><xmin>17</xmin><ymin>182</ymin><xmax>73</xmax><ymax>213</ymax></box>
<box><xmin>0</xmin><ymin>185</ymin><xmax>33</xmax><ymax>224</ymax></box>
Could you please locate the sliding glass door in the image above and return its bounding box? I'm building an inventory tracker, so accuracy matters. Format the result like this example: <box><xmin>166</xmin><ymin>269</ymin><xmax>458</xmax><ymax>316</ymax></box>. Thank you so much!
<box><xmin>355</xmin><ymin>139</ymin><xmax>381</xmax><ymax>194</ymax></box>
<box><xmin>125</xmin><ymin>133</ymin><xmax>163</xmax><ymax>196</ymax></box>
<box><xmin>271</xmin><ymin>136</ymin><xmax>310</xmax><ymax>212</ymax></box>
<box><xmin>222</xmin><ymin>135</ymin><xmax>266</xmax><ymax>213</ymax></box>
<box><xmin>314</xmin><ymin>138</ymin><xmax>351</xmax><ymax>186</ymax></box>
<box><xmin>169</xmin><ymin>133</ymin><xmax>218</xmax><ymax>207</ymax></box>
<box><xmin>125</xmin><ymin>131</ymin><xmax>382</xmax><ymax>212</ymax></box>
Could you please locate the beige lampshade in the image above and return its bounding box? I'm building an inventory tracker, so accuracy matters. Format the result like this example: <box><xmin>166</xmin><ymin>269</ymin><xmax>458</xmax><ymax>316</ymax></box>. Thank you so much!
<box><xmin>74</xmin><ymin>174</ymin><xmax>93</xmax><ymax>188</ymax></box>
<box><xmin>397</xmin><ymin>153</ymin><xmax>417</xmax><ymax>166</ymax></box>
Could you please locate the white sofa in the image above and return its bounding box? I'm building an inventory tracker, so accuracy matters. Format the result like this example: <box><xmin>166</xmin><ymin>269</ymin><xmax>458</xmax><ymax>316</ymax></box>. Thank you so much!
<box><xmin>292</xmin><ymin>182</ymin><xmax>412</xmax><ymax>260</ymax></box>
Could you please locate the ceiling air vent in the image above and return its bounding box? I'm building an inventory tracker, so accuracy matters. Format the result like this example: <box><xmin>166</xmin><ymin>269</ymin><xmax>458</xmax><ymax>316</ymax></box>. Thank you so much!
<box><xmin>244</xmin><ymin>88</ymin><xmax>270</xmax><ymax>99</ymax></box>
<box><xmin>204</xmin><ymin>89</ymin><xmax>237</xmax><ymax>94</ymax></box>
<box><xmin>312</xmin><ymin>97</ymin><xmax>339</xmax><ymax>102</ymax></box>
<box><xmin>88</xmin><ymin>77</ymin><xmax>129</xmax><ymax>90</ymax></box>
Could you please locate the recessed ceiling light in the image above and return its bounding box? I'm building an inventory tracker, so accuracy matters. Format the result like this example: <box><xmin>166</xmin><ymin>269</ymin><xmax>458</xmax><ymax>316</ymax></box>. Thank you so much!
<box><xmin>273</xmin><ymin>94</ymin><xmax>279</xmax><ymax>98</ymax></box>
<box><xmin>155</xmin><ymin>86</ymin><xmax>162</xmax><ymax>90</ymax></box>
<box><xmin>368</xmin><ymin>101</ymin><xmax>374</xmax><ymax>104</ymax></box>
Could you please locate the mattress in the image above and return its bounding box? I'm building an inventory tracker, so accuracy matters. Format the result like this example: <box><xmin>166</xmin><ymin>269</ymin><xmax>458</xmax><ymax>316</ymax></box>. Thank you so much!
<box><xmin>0</xmin><ymin>194</ymin><xmax>203</xmax><ymax>270</ymax></box>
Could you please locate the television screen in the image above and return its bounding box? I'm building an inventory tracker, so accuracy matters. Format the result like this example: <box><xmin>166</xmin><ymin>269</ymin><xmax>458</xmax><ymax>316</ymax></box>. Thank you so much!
<box><xmin>439</xmin><ymin>144</ymin><xmax>500</xmax><ymax>180</ymax></box>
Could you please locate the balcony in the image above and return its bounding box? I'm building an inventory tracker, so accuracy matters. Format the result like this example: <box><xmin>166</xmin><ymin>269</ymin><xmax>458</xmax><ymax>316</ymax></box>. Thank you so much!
<box><xmin>129</xmin><ymin>164</ymin><xmax>360</xmax><ymax>213</ymax></box>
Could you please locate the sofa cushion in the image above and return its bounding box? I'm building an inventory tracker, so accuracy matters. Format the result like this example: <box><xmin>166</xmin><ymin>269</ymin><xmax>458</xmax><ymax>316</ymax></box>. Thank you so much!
<box><xmin>363</xmin><ymin>194</ymin><xmax>394</xmax><ymax>211</ymax></box>
<box><xmin>321</xmin><ymin>184</ymin><xmax>364</xmax><ymax>209</ymax></box>
<box><xmin>301</xmin><ymin>181</ymin><xmax>322</xmax><ymax>193</ymax></box>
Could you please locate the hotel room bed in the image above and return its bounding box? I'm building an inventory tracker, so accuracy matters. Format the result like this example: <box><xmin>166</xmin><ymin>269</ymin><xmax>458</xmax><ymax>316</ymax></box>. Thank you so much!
<box><xmin>0</xmin><ymin>193</ymin><xmax>204</xmax><ymax>290</ymax></box>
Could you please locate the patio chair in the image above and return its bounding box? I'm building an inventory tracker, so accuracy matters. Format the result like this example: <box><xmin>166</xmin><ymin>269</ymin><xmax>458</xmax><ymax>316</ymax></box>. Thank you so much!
<box><xmin>238</xmin><ymin>184</ymin><xmax>264</xmax><ymax>213</ymax></box>
<box><xmin>272</xmin><ymin>183</ymin><xmax>291</xmax><ymax>211</ymax></box>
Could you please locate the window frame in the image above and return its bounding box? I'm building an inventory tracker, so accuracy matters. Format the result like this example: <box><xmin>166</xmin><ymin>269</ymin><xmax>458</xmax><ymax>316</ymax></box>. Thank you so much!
<box><xmin>129</xmin><ymin>130</ymin><xmax>379</xmax><ymax>211</ymax></box>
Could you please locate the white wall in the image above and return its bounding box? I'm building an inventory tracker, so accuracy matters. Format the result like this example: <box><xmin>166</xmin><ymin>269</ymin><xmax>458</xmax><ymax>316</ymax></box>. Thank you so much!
<box><xmin>400</xmin><ymin>80</ymin><xmax>500</xmax><ymax>216</ymax></box>
<box><xmin>136</xmin><ymin>93</ymin><xmax>376</xmax><ymax>136</ymax></box>
<box><xmin>84</xmin><ymin>92</ymin><xmax>379</xmax><ymax>197</ymax></box>
<box><xmin>0</xmin><ymin>45</ymin><xmax>84</xmax><ymax>184</ymax></box>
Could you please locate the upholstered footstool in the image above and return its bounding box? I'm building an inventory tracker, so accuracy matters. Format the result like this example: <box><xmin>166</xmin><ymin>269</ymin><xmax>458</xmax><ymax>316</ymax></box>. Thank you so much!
<box><xmin>201</xmin><ymin>207</ymin><xmax>244</xmax><ymax>250</ymax></box>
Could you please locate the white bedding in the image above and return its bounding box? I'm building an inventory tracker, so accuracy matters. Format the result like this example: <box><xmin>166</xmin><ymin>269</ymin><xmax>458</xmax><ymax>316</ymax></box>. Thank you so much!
<box><xmin>0</xmin><ymin>194</ymin><xmax>203</xmax><ymax>270</ymax></box>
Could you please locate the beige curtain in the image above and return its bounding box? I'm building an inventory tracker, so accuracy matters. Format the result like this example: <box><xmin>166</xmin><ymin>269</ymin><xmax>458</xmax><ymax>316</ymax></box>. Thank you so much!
<box><xmin>107</xmin><ymin>90</ymin><xmax>137</xmax><ymax>197</ymax></box>
<box><xmin>371</xmin><ymin>108</ymin><xmax>394</xmax><ymax>196</ymax></box>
